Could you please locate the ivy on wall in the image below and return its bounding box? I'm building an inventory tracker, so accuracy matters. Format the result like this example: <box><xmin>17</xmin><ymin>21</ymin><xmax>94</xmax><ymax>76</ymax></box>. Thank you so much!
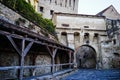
<box><xmin>0</xmin><ymin>0</ymin><xmax>55</xmax><ymax>35</ymax></box>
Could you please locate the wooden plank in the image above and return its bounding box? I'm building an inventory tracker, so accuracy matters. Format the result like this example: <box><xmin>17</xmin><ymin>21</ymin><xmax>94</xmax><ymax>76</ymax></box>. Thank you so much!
<box><xmin>23</xmin><ymin>42</ymin><xmax>33</xmax><ymax>57</ymax></box>
<box><xmin>0</xmin><ymin>63</ymin><xmax>74</xmax><ymax>71</ymax></box>
<box><xmin>7</xmin><ymin>36</ymin><xmax>21</xmax><ymax>55</ymax></box>
<box><xmin>0</xmin><ymin>66</ymin><xmax>20</xmax><ymax>70</ymax></box>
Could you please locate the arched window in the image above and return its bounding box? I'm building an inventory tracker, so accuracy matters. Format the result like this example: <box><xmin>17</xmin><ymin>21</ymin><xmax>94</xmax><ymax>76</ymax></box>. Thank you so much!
<box><xmin>93</xmin><ymin>33</ymin><xmax>99</xmax><ymax>43</ymax></box>
<box><xmin>61</xmin><ymin>32</ymin><xmax>68</xmax><ymax>46</ymax></box>
<box><xmin>84</xmin><ymin>33</ymin><xmax>89</xmax><ymax>44</ymax></box>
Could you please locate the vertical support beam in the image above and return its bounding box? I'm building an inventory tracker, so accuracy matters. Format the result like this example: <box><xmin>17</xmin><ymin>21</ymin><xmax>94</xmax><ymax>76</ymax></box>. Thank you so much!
<box><xmin>7</xmin><ymin>35</ymin><xmax>33</xmax><ymax>79</ymax></box>
<box><xmin>52</xmin><ymin>48</ymin><xmax>57</xmax><ymax>73</ymax></box>
<box><xmin>46</xmin><ymin>46</ymin><xmax>58</xmax><ymax>73</ymax></box>
<box><xmin>51</xmin><ymin>55</ymin><xmax>54</xmax><ymax>73</ymax></box>
<box><xmin>20</xmin><ymin>39</ymin><xmax>25</xmax><ymax>80</ymax></box>
<box><xmin>68</xmin><ymin>51</ymin><xmax>72</xmax><ymax>68</ymax></box>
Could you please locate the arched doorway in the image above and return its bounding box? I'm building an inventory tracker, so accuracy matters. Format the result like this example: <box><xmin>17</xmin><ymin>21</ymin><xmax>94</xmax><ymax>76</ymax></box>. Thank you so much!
<box><xmin>76</xmin><ymin>45</ymin><xmax>96</xmax><ymax>69</ymax></box>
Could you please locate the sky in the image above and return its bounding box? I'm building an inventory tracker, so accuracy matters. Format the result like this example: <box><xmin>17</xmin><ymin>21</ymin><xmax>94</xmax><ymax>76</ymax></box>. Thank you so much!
<box><xmin>78</xmin><ymin>0</ymin><xmax>120</xmax><ymax>15</ymax></box>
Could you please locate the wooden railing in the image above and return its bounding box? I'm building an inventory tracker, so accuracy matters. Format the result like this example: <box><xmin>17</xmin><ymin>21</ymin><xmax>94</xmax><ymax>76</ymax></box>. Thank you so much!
<box><xmin>0</xmin><ymin>63</ymin><xmax>74</xmax><ymax>70</ymax></box>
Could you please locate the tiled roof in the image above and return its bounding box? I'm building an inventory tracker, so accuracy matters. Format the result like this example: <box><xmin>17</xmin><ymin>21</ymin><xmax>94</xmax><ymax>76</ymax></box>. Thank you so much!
<box><xmin>96</xmin><ymin>5</ymin><xmax>114</xmax><ymax>16</ymax></box>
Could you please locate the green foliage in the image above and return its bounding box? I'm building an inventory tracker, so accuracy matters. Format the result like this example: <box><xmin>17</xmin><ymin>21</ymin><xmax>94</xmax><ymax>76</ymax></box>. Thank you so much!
<box><xmin>0</xmin><ymin>0</ymin><xmax>55</xmax><ymax>35</ymax></box>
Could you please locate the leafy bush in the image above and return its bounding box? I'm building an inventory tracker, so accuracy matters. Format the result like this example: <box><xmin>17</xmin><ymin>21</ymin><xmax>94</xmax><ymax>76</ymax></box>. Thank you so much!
<box><xmin>0</xmin><ymin>0</ymin><xmax>55</xmax><ymax>35</ymax></box>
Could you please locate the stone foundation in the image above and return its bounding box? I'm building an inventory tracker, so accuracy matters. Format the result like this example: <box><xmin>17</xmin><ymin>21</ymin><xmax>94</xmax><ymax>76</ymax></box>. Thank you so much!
<box><xmin>0</xmin><ymin>52</ymin><xmax>19</xmax><ymax>79</ymax></box>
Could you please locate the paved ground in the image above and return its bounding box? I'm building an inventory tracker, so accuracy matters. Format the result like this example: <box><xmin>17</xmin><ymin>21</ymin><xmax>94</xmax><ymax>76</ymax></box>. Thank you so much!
<box><xmin>62</xmin><ymin>69</ymin><xmax>120</xmax><ymax>80</ymax></box>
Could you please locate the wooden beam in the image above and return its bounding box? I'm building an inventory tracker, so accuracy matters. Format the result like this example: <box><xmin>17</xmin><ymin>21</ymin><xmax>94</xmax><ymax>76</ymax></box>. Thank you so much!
<box><xmin>46</xmin><ymin>46</ymin><xmax>52</xmax><ymax>57</ymax></box>
<box><xmin>0</xmin><ymin>30</ymin><xmax>74</xmax><ymax>52</ymax></box>
<box><xmin>23</xmin><ymin>42</ymin><xmax>33</xmax><ymax>57</ymax></box>
<box><xmin>46</xmin><ymin>46</ymin><xmax>54</xmax><ymax>73</ymax></box>
<box><xmin>46</xmin><ymin>46</ymin><xmax>58</xmax><ymax>73</ymax></box>
<box><xmin>0</xmin><ymin>66</ymin><xmax>20</xmax><ymax>70</ymax></box>
<box><xmin>53</xmin><ymin>48</ymin><xmax>58</xmax><ymax>58</ymax></box>
<box><xmin>7</xmin><ymin>36</ymin><xmax>21</xmax><ymax>55</ymax></box>
<box><xmin>51</xmin><ymin>48</ymin><xmax>58</xmax><ymax>73</ymax></box>
<box><xmin>20</xmin><ymin>39</ymin><xmax>25</xmax><ymax>80</ymax></box>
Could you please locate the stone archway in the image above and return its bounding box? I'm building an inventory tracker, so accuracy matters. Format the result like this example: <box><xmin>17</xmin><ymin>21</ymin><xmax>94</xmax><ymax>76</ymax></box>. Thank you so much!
<box><xmin>76</xmin><ymin>45</ymin><xmax>96</xmax><ymax>69</ymax></box>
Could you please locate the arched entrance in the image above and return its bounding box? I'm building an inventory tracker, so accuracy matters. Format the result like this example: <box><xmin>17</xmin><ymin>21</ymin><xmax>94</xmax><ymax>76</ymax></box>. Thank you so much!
<box><xmin>76</xmin><ymin>45</ymin><xmax>96</xmax><ymax>69</ymax></box>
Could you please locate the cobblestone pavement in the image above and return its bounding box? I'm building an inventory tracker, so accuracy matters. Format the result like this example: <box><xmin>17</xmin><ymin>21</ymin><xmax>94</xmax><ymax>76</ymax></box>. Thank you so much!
<box><xmin>62</xmin><ymin>69</ymin><xmax>120</xmax><ymax>80</ymax></box>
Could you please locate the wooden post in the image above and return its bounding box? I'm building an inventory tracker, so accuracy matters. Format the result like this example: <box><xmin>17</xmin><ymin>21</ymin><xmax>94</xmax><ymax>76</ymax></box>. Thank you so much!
<box><xmin>69</xmin><ymin>51</ymin><xmax>72</xmax><ymax>68</ymax></box>
<box><xmin>20</xmin><ymin>40</ymin><xmax>33</xmax><ymax>80</ymax></box>
<box><xmin>51</xmin><ymin>49</ymin><xmax>55</xmax><ymax>73</ymax></box>
<box><xmin>20</xmin><ymin>39</ymin><xmax>25</xmax><ymax>80</ymax></box>
<box><xmin>7</xmin><ymin>36</ymin><xmax>33</xmax><ymax>80</ymax></box>
<box><xmin>46</xmin><ymin>46</ymin><xmax>57</xmax><ymax>73</ymax></box>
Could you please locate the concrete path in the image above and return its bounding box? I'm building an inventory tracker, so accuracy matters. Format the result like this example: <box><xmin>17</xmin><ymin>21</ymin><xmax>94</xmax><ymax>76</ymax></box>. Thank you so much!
<box><xmin>62</xmin><ymin>69</ymin><xmax>120</xmax><ymax>80</ymax></box>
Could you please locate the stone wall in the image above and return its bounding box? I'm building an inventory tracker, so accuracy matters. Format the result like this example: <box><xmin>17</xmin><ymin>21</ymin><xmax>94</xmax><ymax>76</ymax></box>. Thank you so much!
<box><xmin>101</xmin><ymin>40</ymin><xmax>120</xmax><ymax>69</ymax></box>
<box><xmin>0</xmin><ymin>3</ymin><xmax>56</xmax><ymax>41</ymax></box>
<box><xmin>0</xmin><ymin>52</ymin><xmax>19</xmax><ymax>79</ymax></box>
<box><xmin>0</xmin><ymin>51</ymin><xmax>55</xmax><ymax>79</ymax></box>
<box><xmin>53</xmin><ymin>13</ymin><xmax>106</xmax><ymax>49</ymax></box>
<box><xmin>33</xmin><ymin>55</ymin><xmax>51</xmax><ymax>76</ymax></box>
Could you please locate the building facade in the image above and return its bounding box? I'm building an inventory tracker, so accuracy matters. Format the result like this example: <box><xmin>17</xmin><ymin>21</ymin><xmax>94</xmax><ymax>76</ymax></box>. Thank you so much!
<box><xmin>25</xmin><ymin>0</ymin><xmax>38</xmax><ymax>11</ymax></box>
<box><xmin>52</xmin><ymin>5</ymin><xmax>120</xmax><ymax>69</ymax></box>
<box><xmin>97</xmin><ymin>5</ymin><xmax>120</xmax><ymax>69</ymax></box>
<box><xmin>25</xmin><ymin>0</ymin><xmax>120</xmax><ymax>69</ymax></box>
<box><xmin>37</xmin><ymin>0</ymin><xmax>79</xmax><ymax>19</ymax></box>
<box><xmin>52</xmin><ymin>13</ymin><xmax>107</xmax><ymax>69</ymax></box>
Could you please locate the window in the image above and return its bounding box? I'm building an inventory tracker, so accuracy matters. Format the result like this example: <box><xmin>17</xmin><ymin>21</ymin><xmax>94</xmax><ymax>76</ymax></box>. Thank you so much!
<box><xmin>55</xmin><ymin>0</ymin><xmax>57</xmax><ymax>5</ymax></box>
<box><xmin>84</xmin><ymin>26</ymin><xmax>89</xmax><ymax>28</ymax></box>
<box><xmin>50</xmin><ymin>0</ymin><xmax>52</xmax><ymax>3</ymax></box>
<box><xmin>84</xmin><ymin>33</ymin><xmax>89</xmax><ymax>44</ymax></box>
<box><xmin>65</xmin><ymin>0</ymin><xmax>67</xmax><ymax>7</ymax></box>
<box><xmin>50</xmin><ymin>10</ymin><xmax>54</xmax><ymax>15</ymax></box>
<box><xmin>94</xmin><ymin>33</ymin><xmax>98</xmax><ymax>37</ymax></box>
<box><xmin>40</xmin><ymin>6</ymin><xmax>44</xmax><ymax>12</ymax></box>
<box><xmin>74</xmin><ymin>32</ymin><xmax>80</xmax><ymax>48</ymax></box>
<box><xmin>62</xmin><ymin>24</ymin><xmax>69</xmax><ymax>27</ymax></box>
<box><xmin>73</xmin><ymin>0</ymin><xmax>75</xmax><ymax>10</ymax></box>
<box><xmin>61</xmin><ymin>32</ymin><xmax>68</xmax><ymax>46</ymax></box>
<box><xmin>69</xmin><ymin>0</ymin><xmax>71</xmax><ymax>6</ymax></box>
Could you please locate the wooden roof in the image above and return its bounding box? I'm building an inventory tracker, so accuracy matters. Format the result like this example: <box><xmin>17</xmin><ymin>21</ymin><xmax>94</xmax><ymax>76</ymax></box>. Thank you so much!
<box><xmin>0</xmin><ymin>19</ymin><xmax>74</xmax><ymax>52</ymax></box>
